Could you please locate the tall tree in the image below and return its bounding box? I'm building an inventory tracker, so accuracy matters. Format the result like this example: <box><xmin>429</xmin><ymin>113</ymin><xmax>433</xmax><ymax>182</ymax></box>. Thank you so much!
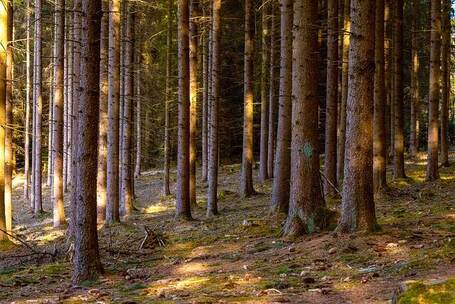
<box><xmin>373</xmin><ymin>0</ymin><xmax>387</xmax><ymax>193</ymax></box>
<box><xmin>72</xmin><ymin>0</ymin><xmax>103</xmax><ymax>283</ymax></box>
<box><xmin>0</xmin><ymin>0</ymin><xmax>6</xmax><ymax>241</ymax></box>
<box><xmin>338</xmin><ymin>0</ymin><xmax>377</xmax><ymax>233</ymax></box>
<box><xmin>52</xmin><ymin>0</ymin><xmax>66</xmax><ymax>227</ymax></box>
<box><xmin>4</xmin><ymin>0</ymin><xmax>12</xmax><ymax>234</ymax></box>
<box><xmin>284</xmin><ymin>0</ymin><xmax>325</xmax><ymax>236</ymax></box>
<box><xmin>393</xmin><ymin>0</ymin><xmax>406</xmax><ymax>179</ymax></box>
<box><xmin>176</xmin><ymin>0</ymin><xmax>192</xmax><ymax>219</ymax></box>
<box><xmin>24</xmin><ymin>0</ymin><xmax>32</xmax><ymax>201</ymax></box>
<box><xmin>440</xmin><ymin>0</ymin><xmax>450</xmax><ymax>167</ymax></box>
<box><xmin>324</xmin><ymin>0</ymin><xmax>338</xmax><ymax>196</ymax></box>
<box><xmin>410</xmin><ymin>0</ymin><xmax>420</xmax><ymax>157</ymax></box>
<box><xmin>427</xmin><ymin>0</ymin><xmax>441</xmax><ymax>180</ymax></box>
<box><xmin>240</xmin><ymin>0</ymin><xmax>255</xmax><ymax>197</ymax></box>
<box><xmin>267</xmin><ymin>4</ymin><xmax>276</xmax><ymax>178</ymax></box>
<box><xmin>106</xmin><ymin>0</ymin><xmax>121</xmax><ymax>223</ymax></box>
<box><xmin>134</xmin><ymin>46</ymin><xmax>142</xmax><ymax>179</ymax></box>
<box><xmin>201</xmin><ymin>5</ymin><xmax>209</xmax><ymax>183</ymax></box>
<box><xmin>97</xmin><ymin>0</ymin><xmax>109</xmax><ymax>222</ymax></box>
<box><xmin>259</xmin><ymin>2</ymin><xmax>269</xmax><ymax>182</ymax></box>
<box><xmin>207</xmin><ymin>0</ymin><xmax>221</xmax><ymax>217</ymax></box>
<box><xmin>270</xmin><ymin>0</ymin><xmax>293</xmax><ymax>214</ymax></box>
<box><xmin>163</xmin><ymin>0</ymin><xmax>172</xmax><ymax>196</ymax></box>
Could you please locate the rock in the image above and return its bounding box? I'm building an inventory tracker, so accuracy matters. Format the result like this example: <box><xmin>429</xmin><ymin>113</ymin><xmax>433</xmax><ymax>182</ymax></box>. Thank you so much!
<box><xmin>343</xmin><ymin>277</ymin><xmax>351</xmax><ymax>282</ymax></box>
<box><xmin>328</xmin><ymin>247</ymin><xmax>337</xmax><ymax>254</ymax></box>
<box><xmin>359</xmin><ymin>265</ymin><xmax>379</xmax><ymax>274</ymax></box>
<box><xmin>308</xmin><ymin>288</ymin><xmax>322</xmax><ymax>293</ymax></box>
<box><xmin>288</xmin><ymin>247</ymin><xmax>296</xmax><ymax>253</ymax></box>
<box><xmin>398</xmin><ymin>240</ymin><xmax>407</xmax><ymax>244</ymax></box>
<box><xmin>126</xmin><ymin>268</ymin><xmax>151</xmax><ymax>279</ymax></box>
<box><xmin>410</xmin><ymin>244</ymin><xmax>424</xmax><ymax>249</ymax></box>
<box><xmin>386</xmin><ymin>243</ymin><xmax>398</xmax><ymax>249</ymax></box>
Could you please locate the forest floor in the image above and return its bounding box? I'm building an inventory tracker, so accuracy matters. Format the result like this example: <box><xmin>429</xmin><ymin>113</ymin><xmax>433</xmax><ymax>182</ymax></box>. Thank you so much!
<box><xmin>0</xmin><ymin>154</ymin><xmax>454</xmax><ymax>304</ymax></box>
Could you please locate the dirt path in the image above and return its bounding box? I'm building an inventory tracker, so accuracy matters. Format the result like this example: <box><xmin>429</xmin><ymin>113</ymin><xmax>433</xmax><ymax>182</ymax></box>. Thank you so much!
<box><xmin>0</xmin><ymin>155</ymin><xmax>454</xmax><ymax>303</ymax></box>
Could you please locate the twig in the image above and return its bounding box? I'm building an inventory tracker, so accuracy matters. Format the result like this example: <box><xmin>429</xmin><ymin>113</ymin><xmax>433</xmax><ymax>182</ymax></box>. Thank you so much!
<box><xmin>319</xmin><ymin>170</ymin><xmax>342</xmax><ymax>196</ymax></box>
<box><xmin>0</xmin><ymin>227</ymin><xmax>55</xmax><ymax>257</ymax></box>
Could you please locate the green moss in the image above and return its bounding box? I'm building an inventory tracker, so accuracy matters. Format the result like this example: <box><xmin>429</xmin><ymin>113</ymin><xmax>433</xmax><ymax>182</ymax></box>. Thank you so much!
<box><xmin>398</xmin><ymin>279</ymin><xmax>455</xmax><ymax>304</ymax></box>
<box><xmin>0</xmin><ymin>240</ymin><xmax>15</xmax><ymax>251</ymax></box>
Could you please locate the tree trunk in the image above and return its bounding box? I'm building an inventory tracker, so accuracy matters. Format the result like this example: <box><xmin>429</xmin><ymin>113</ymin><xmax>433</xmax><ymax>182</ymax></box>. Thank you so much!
<box><xmin>240</xmin><ymin>0</ymin><xmax>255</xmax><ymax>197</ymax></box>
<box><xmin>267</xmin><ymin>5</ymin><xmax>276</xmax><ymax>179</ymax></box>
<box><xmin>24</xmin><ymin>0</ymin><xmax>31</xmax><ymax>201</ymax></box>
<box><xmin>121</xmin><ymin>4</ymin><xmax>135</xmax><ymax>217</ymax></box>
<box><xmin>284</xmin><ymin>0</ymin><xmax>326</xmax><ymax>237</ymax></box>
<box><xmin>33</xmin><ymin>0</ymin><xmax>43</xmax><ymax>214</ymax></box>
<box><xmin>427</xmin><ymin>0</ymin><xmax>441</xmax><ymax>181</ymax></box>
<box><xmin>336</xmin><ymin>0</ymin><xmax>350</xmax><ymax>184</ymax></box>
<box><xmin>338</xmin><ymin>0</ymin><xmax>377</xmax><ymax>233</ymax></box>
<box><xmin>5</xmin><ymin>0</ymin><xmax>13</xmax><ymax>234</ymax></box>
<box><xmin>207</xmin><ymin>0</ymin><xmax>221</xmax><ymax>217</ymax></box>
<box><xmin>385</xmin><ymin>0</ymin><xmax>392</xmax><ymax>160</ymax></box>
<box><xmin>270</xmin><ymin>0</ymin><xmax>293</xmax><ymax>214</ymax></box>
<box><xmin>393</xmin><ymin>0</ymin><xmax>406</xmax><ymax>179</ymax></box>
<box><xmin>201</xmin><ymin>6</ymin><xmax>209</xmax><ymax>183</ymax></box>
<box><xmin>0</xmin><ymin>0</ymin><xmax>7</xmax><ymax>241</ymax></box>
<box><xmin>324</xmin><ymin>0</ymin><xmax>338</xmax><ymax>197</ymax></box>
<box><xmin>373</xmin><ymin>0</ymin><xmax>387</xmax><ymax>194</ymax></box>
<box><xmin>163</xmin><ymin>0</ymin><xmax>172</xmax><ymax>196</ymax></box>
<box><xmin>72</xmin><ymin>0</ymin><xmax>104</xmax><ymax>283</ymax></box>
<box><xmin>410</xmin><ymin>0</ymin><xmax>420</xmax><ymax>157</ymax></box>
<box><xmin>440</xmin><ymin>0</ymin><xmax>450</xmax><ymax>167</ymax></box>
<box><xmin>259</xmin><ymin>1</ymin><xmax>269</xmax><ymax>182</ymax></box>
<box><xmin>134</xmin><ymin>46</ymin><xmax>142</xmax><ymax>179</ymax></box>
<box><xmin>52</xmin><ymin>0</ymin><xmax>66</xmax><ymax>228</ymax></box>
<box><xmin>97</xmin><ymin>0</ymin><xmax>109</xmax><ymax>222</ymax></box>
<box><xmin>106</xmin><ymin>0</ymin><xmax>121</xmax><ymax>223</ymax></box>
<box><xmin>176</xmin><ymin>0</ymin><xmax>192</xmax><ymax>220</ymax></box>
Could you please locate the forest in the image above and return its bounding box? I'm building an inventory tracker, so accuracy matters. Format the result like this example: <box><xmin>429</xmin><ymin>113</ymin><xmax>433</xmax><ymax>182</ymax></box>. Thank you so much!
<box><xmin>0</xmin><ymin>0</ymin><xmax>454</xmax><ymax>303</ymax></box>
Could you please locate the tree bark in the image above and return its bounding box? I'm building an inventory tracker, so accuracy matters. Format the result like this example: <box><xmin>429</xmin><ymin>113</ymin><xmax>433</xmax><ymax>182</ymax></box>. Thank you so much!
<box><xmin>0</xmin><ymin>0</ymin><xmax>7</xmax><ymax>241</ymax></box>
<box><xmin>373</xmin><ymin>0</ymin><xmax>387</xmax><ymax>194</ymax></box>
<box><xmin>393</xmin><ymin>0</ymin><xmax>406</xmax><ymax>179</ymax></box>
<box><xmin>207</xmin><ymin>0</ymin><xmax>221</xmax><ymax>217</ymax></box>
<box><xmin>440</xmin><ymin>0</ymin><xmax>450</xmax><ymax>167</ymax></box>
<box><xmin>106</xmin><ymin>0</ymin><xmax>121</xmax><ymax>223</ymax></box>
<box><xmin>201</xmin><ymin>6</ymin><xmax>209</xmax><ymax>183</ymax></box>
<box><xmin>410</xmin><ymin>0</ymin><xmax>420</xmax><ymax>158</ymax></box>
<box><xmin>324</xmin><ymin>0</ymin><xmax>338</xmax><ymax>197</ymax></box>
<box><xmin>134</xmin><ymin>46</ymin><xmax>142</xmax><ymax>179</ymax></box>
<box><xmin>24</xmin><ymin>0</ymin><xmax>31</xmax><ymax>201</ymax></box>
<box><xmin>52</xmin><ymin>0</ymin><xmax>66</xmax><ymax>228</ymax></box>
<box><xmin>427</xmin><ymin>0</ymin><xmax>441</xmax><ymax>181</ymax></box>
<box><xmin>163</xmin><ymin>0</ymin><xmax>172</xmax><ymax>196</ymax></box>
<box><xmin>72</xmin><ymin>0</ymin><xmax>104</xmax><ymax>283</ymax></box>
<box><xmin>176</xmin><ymin>0</ymin><xmax>192</xmax><ymax>220</ymax></box>
<box><xmin>240</xmin><ymin>0</ymin><xmax>255</xmax><ymax>197</ymax></box>
<box><xmin>5</xmin><ymin>0</ymin><xmax>13</xmax><ymax>234</ymax></box>
<box><xmin>284</xmin><ymin>0</ymin><xmax>326</xmax><ymax>237</ymax></box>
<box><xmin>338</xmin><ymin>0</ymin><xmax>377</xmax><ymax>233</ymax></box>
<box><xmin>259</xmin><ymin>1</ymin><xmax>269</xmax><ymax>182</ymax></box>
<box><xmin>270</xmin><ymin>0</ymin><xmax>293</xmax><ymax>214</ymax></box>
<box><xmin>267</xmin><ymin>4</ymin><xmax>276</xmax><ymax>179</ymax></box>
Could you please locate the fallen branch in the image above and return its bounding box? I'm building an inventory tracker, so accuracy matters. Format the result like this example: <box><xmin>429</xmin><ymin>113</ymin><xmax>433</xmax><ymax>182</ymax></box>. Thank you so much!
<box><xmin>319</xmin><ymin>170</ymin><xmax>342</xmax><ymax>196</ymax></box>
<box><xmin>0</xmin><ymin>227</ymin><xmax>56</xmax><ymax>258</ymax></box>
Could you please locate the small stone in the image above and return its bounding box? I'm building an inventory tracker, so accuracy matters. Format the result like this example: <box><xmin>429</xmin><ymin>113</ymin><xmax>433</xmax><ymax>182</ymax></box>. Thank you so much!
<box><xmin>308</xmin><ymin>288</ymin><xmax>322</xmax><ymax>293</ymax></box>
<box><xmin>411</xmin><ymin>244</ymin><xmax>424</xmax><ymax>249</ymax></box>
<box><xmin>386</xmin><ymin>243</ymin><xmax>398</xmax><ymax>248</ymax></box>
<box><xmin>328</xmin><ymin>247</ymin><xmax>337</xmax><ymax>254</ymax></box>
<box><xmin>398</xmin><ymin>240</ymin><xmax>407</xmax><ymax>244</ymax></box>
<box><xmin>288</xmin><ymin>247</ymin><xmax>296</xmax><ymax>253</ymax></box>
<box><xmin>343</xmin><ymin>277</ymin><xmax>351</xmax><ymax>282</ymax></box>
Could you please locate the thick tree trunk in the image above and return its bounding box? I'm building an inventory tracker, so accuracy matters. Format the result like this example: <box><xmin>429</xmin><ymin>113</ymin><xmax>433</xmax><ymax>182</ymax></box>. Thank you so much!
<box><xmin>259</xmin><ymin>2</ymin><xmax>269</xmax><ymax>182</ymax></box>
<box><xmin>121</xmin><ymin>5</ymin><xmax>135</xmax><ymax>217</ymax></box>
<box><xmin>338</xmin><ymin>0</ymin><xmax>377</xmax><ymax>233</ymax></box>
<box><xmin>176</xmin><ymin>0</ymin><xmax>192</xmax><ymax>220</ymax></box>
<box><xmin>72</xmin><ymin>0</ymin><xmax>103</xmax><ymax>283</ymax></box>
<box><xmin>373</xmin><ymin>0</ymin><xmax>387</xmax><ymax>194</ymax></box>
<box><xmin>410</xmin><ymin>0</ymin><xmax>420</xmax><ymax>157</ymax></box>
<box><xmin>427</xmin><ymin>0</ymin><xmax>441</xmax><ymax>181</ymax></box>
<box><xmin>324</xmin><ymin>0</ymin><xmax>338</xmax><ymax>197</ymax></box>
<box><xmin>97</xmin><ymin>0</ymin><xmax>109</xmax><ymax>222</ymax></box>
<box><xmin>24</xmin><ymin>0</ymin><xmax>31</xmax><ymax>201</ymax></box>
<box><xmin>284</xmin><ymin>0</ymin><xmax>326</xmax><ymax>237</ymax></box>
<box><xmin>393</xmin><ymin>0</ymin><xmax>406</xmax><ymax>179</ymax></box>
<box><xmin>336</xmin><ymin>0</ymin><xmax>350</xmax><ymax>184</ymax></box>
<box><xmin>240</xmin><ymin>0</ymin><xmax>255</xmax><ymax>197</ymax></box>
<box><xmin>106</xmin><ymin>0</ymin><xmax>121</xmax><ymax>223</ymax></box>
<box><xmin>163</xmin><ymin>0</ymin><xmax>172</xmax><ymax>196</ymax></box>
<box><xmin>270</xmin><ymin>0</ymin><xmax>293</xmax><ymax>214</ymax></box>
<box><xmin>0</xmin><ymin>0</ymin><xmax>7</xmax><ymax>241</ymax></box>
<box><xmin>5</xmin><ymin>1</ymin><xmax>13</xmax><ymax>234</ymax></box>
<box><xmin>267</xmin><ymin>5</ymin><xmax>276</xmax><ymax>179</ymax></box>
<box><xmin>207</xmin><ymin>0</ymin><xmax>221</xmax><ymax>217</ymax></box>
<box><xmin>52</xmin><ymin>0</ymin><xmax>66</xmax><ymax>228</ymax></box>
<box><xmin>440</xmin><ymin>0</ymin><xmax>450</xmax><ymax>167</ymax></box>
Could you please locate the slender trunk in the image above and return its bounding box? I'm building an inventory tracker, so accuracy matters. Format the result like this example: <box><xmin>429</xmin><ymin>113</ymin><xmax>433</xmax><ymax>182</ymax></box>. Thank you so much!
<box><xmin>163</xmin><ymin>0</ymin><xmax>172</xmax><ymax>196</ymax></box>
<box><xmin>5</xmin><ymin>1</ymin><xmax>13</xmax><ymax>234</ymax></box>
<box><xmin>338</xmin><ymin>0</ymin><xmax>377</xmax><ymax>233</ymax></box>
<box><xmin>97</xmin><ymin>0</ymin><xmax>109</xmax><ymax>222</ymax></box>
<box><xmin>393</xmin><ymin>0</ymin><xmax>406</xmax><ymax>179</ymax></box>
<box><xmin>259</xmin><ymin>2</ymin><xmax>269</xmax><ymax>182</ymax></box>
<box><xmin>284</xmin><ymin>0</ymin><xmax>325</xmax><ymax>237</ymax></box>
<box><xmin>24</xmin><ymin>0</ymin><xmax>31</xmax><ymax>201</ymax></box>
<box><xmin>324</xmin><ymin>0</ymin><xmax>338</xmax><ymax>197</ymax></box>
<box><xmin>410</xmin><ymin>0</ymin><xmax>420</xmax><ymax>157</ymax></box>
<box><xmin>134</xmin><ymin>46</ymin><xmax>142</xmax><ymax>178</ymax></box>
<box><xmin>240</xmin><ymin>0</ymin><xmax>255</xmax><ymax>197</ymax></box>
<box><xmin>336</xmin><ymin>0</ymin><xmax>350</xmax><ymax>184</ymax></box>
<box><xmin>106</xmin><ymin>0</ymin><xmax>121</xmax><ymax>223</ymax></box>
<box><xmin>384</xmin><ymin>0</ymin><xmax>392</xmax><ymax>158</ymax></box>
<box><xmin>267</xmin><ymin>5</ymin><xmax>276</xmax><ymax>178</ymax></box>
<box><xmin>441</xmin><ymin>0</ymin><xmax>450</xmax><ymax>167</ymax></box>
<box><xmin>0</xmin><ymin>0</ymin><xmax>7</xmax><ymax>241</ymax></box>
<box><xmin>207</xmin><ymin>0</ymin><xmax>221</xmax><ymax>217</ymax></box>
<box><xmin>52</xmin><ymin>0</ymin><xmax>66</xmax><ymax>227</ymax></box>
<box><xmin>427</xmin><ymin>0</ymin><xmax>441</xmax><ymax>180</ymax></box>
<box><xmin>270</xmin><ymin>0</ymin><xmax>293</xmax><ymax>214</ymax></box>
<box><xmin>72</xmin><ymin>0</ymin><xmax>104</xmax><ymax>283</ymax></box>
<box><xmin>176</xmin><ymin>0</ymin><xmax>192</xmax><ymax>220</ymax></box>
<box><xmin>201</xmin><ymin>8</ymin><xmax>209</xmax><ymax>183</ymax></box>
<box><xmin>189</xmin><ymin>0</ymin><xmax>199</xmax><ymax>206</ymax></box>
